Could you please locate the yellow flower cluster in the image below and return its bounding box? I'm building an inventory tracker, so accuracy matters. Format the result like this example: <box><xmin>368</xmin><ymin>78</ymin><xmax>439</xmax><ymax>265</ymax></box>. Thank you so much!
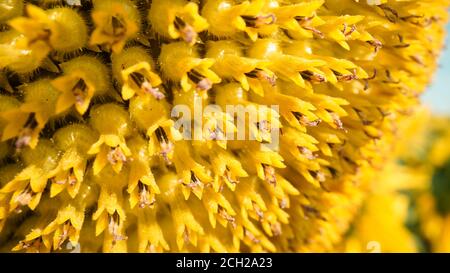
<box><xmin>0</xmin><ymin>0</ymin><xmax>448</xmax><ymax>252</ymax></box>
<box><xmin>404</xmin><ymin>115</ymin><xmax>450</xmax><ymax>252</ymax></box>
<box><xmin>339</xmin><ymin>111</ymin><xmax>450</xmax><ymax>253</ymax></box>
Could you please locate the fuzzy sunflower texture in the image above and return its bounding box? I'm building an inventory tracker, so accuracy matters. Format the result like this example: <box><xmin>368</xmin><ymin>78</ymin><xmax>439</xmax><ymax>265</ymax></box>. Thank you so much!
<box><xmin>0</xmin><ymin>0</ymin><xmax>448</xmax><ymax>253</ymax></box>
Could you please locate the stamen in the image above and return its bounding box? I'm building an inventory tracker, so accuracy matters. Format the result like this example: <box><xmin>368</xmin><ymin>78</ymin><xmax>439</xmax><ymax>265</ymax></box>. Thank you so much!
<box><xmin>15</xmin><ymin>187</ymin><xmax>33</xmax><ymax>207</ymax></box>
<box><xmin>142</xmin><ymin>82</ymin><xmax>165</xmax><ymax>100</ymax></box>
<box><xmin>293</xmin><ymin>112</ymin><xmax>321</xmax><ymax>127</ymax></box>
<box><xmin>156</xmin><ymin>127</ymin><xmax>173</xmax><ymax>165</ymax></box>
<box><xmin>56</xmin><ymin>222</ymin><xmax>71</xmax><ymax>250</ymax></box>
<box><xmin>19</xmin><ymin>238</ymin><xmax>43</xmax><ymax>253</ymax></box>
<box><xmin>262</xmin><ymin>164</ymin><xmax>276</xmax><ymax>186</ymax></box>
<box><xmin>241</xmin><ymin>14</ymin><xmax>276</xmax><ymax>28</ymax></box>
<box><xmin>146</xmin><ymin>244</ymin><xmax>157</xmax><ymax>253</ymax></box>
<box><xmin>364</xmin><ymin>69</ymin><xmax>377</xmax><ymax>90</ymax></box>
<box><xmin>138</xmin><ymin>183</ymin><xmax>155</xmax><ymax>208</ymax></box>
<box><xmin>271</xmin><ymin>222</ymin><xmax>282</xmax><ymax>236</ymax></box>
<box><xmin>367</xmin><ymin>40</ymin><xmax>383</xmax><ymax>53</ymax></box>
<box><xmin>295</xmin><ymin>16</ymin><xmax>314</xmax><ymax>23</ymax></box>
<box><xmin>244</xmin><ymin>229</ymin><xmax>260</xmax><ymax>244</ymax></box>
<box><xmin>174</xmin><ymin>16</ymin><xmax>197</xmax><ymax>44</ymax></box>
<box><xmin>382</xmin><ymin>70</ymin><xmax>400</xmax><ymax>84</ymax></box>
<box><xmin>326</xmin><ymin>167</ymin><xmax>338</xmax><ymax>179</ymax></box>
<box><xmin>380</xmin><ymin>4</ymin><xmax>399</xmax><ymax>23</ymax></box>
<box><xmin>130</xmin><ymin>71</ymin><xmax>146</xmax><ymax>87</ymax></box>
<box><xmin>183</xmin><ymin>228</ymin><xmax>190</xmax><ymax>243</ymax></box>
<box><xmin>186</xmin><ymin>171</ymin><xmax>201</xmax><ymax>188</ymax></box>
<box><xmin>342</xmin><ymin>24</ymin><xmax>356</xmax><ymax>37</ymax></box>
<box><xmin>218</xmin><ymin>206</ymin><xmax>236</xmax><ymax>228</ymax></box>
<box><xmin>130</xmin><ymin>72</ymin><xmax>165</xmax><ymax>99</ymax></box>
<box><xmin>309</xmin><ymin>170</ymin><xmax>326</xmax><ymax>182</ymax></box>
<box><xmin>300</xmin><ymin>71</ymin><xmax>326</xmax><ymax>83</ymax></box>
<box><xmin>107</xmin><ymin>147</ymin><xmax>127</xmax><ymax>165</ymax></box>
<box><xmin>301</xmin><ymin>204</ymin><xmax>326</xmax><ymax>221</ymax></box>
<box><xmin>245</xmin><ymin>69</ymin><xmax>277</xmax><ymax>86</ymax></box>
<box><xmin>224</xmin><ymin>168</ymin><xmax>238</xmax><ymax>185</ymax></box>
<box><xmin>299</xmin><ymin>147</ymin><xmax>316</xmax><ymax>160</ymax></box>
<box><xmin>302</xmin><ymin>26</ymin><xmax>324</xmax><ymax>38</ymax></box>
<box><xmin>328</xmin><ymin>111</ymin><xmax>344</xmax><ymax>130</ymax></box>
<box><xmin>108</xmin><ymin>212</ymin><xmax>127</xmax><ymax>245</ymax></box>
<box><xmin>410</xmin><ymin>55</ymin><xmax>425</xmax><ymax>66</ymax></box>
<box><xmin>257</xmin><ymin>120</ymin><xmax>270</xmax><ymax>134</ymax></box>
<box><xmin>16</xmin><ymin>113</ymin><xmax>38</xmax><ymax>150</ymax></box>
<box><xmin>252</xmin><ymin>202</ymin><xmax>264</xmax><ymax>220</ymax></box>
<box><xmin>187</xmin><ymin>70</ymin><xmax>212</xmax><ymax>91</ymax></box>
<box><xmin>333</xmin><ymin>70</ymin><xmax>357</xmax><ymax>82</ymax></box>
<box><xmin>209</xmin><ymin>126</ymin><xmax>225</xmax><ymax>141</ymax></box>
<box><xmin>72</xmin><ymin>78</ymin><xmax>88</xmax><ymax>106</ymax></box>
<box><xmin>53</xmin><ymin>170</ymin><xmax>77</xmax><ymax>186</ymax></box>
<box><xmin>354</xmin><ymin>108</ymin><xmax>373</xmax><ymax>125</ymax></box>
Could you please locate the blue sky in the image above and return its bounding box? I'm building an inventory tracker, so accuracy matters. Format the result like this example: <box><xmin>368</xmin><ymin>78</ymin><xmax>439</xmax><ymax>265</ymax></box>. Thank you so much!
<box><xmin>422</xmin><ymin>23</ymin><xmax>450</xmax><ymax>115</ymax></box>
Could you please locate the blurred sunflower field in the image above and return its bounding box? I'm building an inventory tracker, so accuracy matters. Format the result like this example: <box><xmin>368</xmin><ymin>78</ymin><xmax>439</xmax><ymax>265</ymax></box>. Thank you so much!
<box><xmin>338</xmin><ymin>110</ymin><xmax>450</xmax><ymax>252</ymax></box>
<box><xmin>339</xmin><ymin>24</ymin><xmax>450</xmax><ymax>252</ymax></box>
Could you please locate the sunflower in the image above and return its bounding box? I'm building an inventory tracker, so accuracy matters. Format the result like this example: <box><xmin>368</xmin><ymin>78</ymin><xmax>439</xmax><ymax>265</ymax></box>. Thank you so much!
<box><xmin>0</xmin><ymin>0</ymin><xmax>448</xmax><ymax>253</ymax></box>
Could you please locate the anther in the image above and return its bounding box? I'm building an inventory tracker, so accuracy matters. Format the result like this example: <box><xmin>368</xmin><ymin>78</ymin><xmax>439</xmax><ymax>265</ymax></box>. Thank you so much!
<box><xmin>108</xmin><ymin>212</ymin><xmax>127</xmax><ymax>245</ymax></box>
<box><xmin>107</xmin><ymin>147</ymin><xmax>127</xmax><ymax>165</ymax></box>
<box><xmin>262</xmin><ymin>164</ymin><xmax>276</xmax><ymax>186</ymax></box>
<box><xmin>245</xmin><ymin>69</ymin><xmax>277</xmax><ymax>86</ymax></box>
<box><xmin>187</xmin><ymin>70</ymin><xmax>213</xmax><ymax>91</ymax></box>
<box><xmin>16</xmin><ymin>113</ymin><xmax>38</xmax><ymax>150</ymax></box>
<box><xmin>156</xmin><ymin>127</ymin><xmax>173</xmax><ymax>165</ymax></box>
<box><xmin>72</xmin><ymin>78</ymin><xmax>88</xmax><ymax>106</ymax></box>
<box><xmin>367</xmin><ymin>40</ymin><xmax>382</xmax><ymax>53</ymax></box>
<box><xmin>293</xmin><ymin>112</ymin><xmax>321</xmax><ymax>127</ymax></box>
<box><xmin>241</xmin><ymin>14</ymin><xmax>276</xmax><ymax>28</ymax></box>
<box><xmin>244</xmin><ymin>229</ymin><xmax>260</xmax><ymax>244</ymax></box>
<box><xmin>130</xmin><ymin>72</ymin><xmax>165</xmax><ymax>99</ymax></box>
<box><xmin>138</xmin><ymin>183</ymin><xmax>155</xmax><ymax>208</ymax></box>
<box><xmin>299</xmin><ymin>147</ymin><xmax>316</xmax><ymax>160</ymax></box>
<box><xmin>333</xmin><ymin>70</ymin><xmax>357</xmax><ymax>82</ymax></box>
<box><xmin>174</xmin><ymin>16</ymin><xmax>197</xmax><ymax>44</ymax></box>
<box><xmin>218</xmin><ymin>206</ymin><xmax>236</xmax><ymax>228</ymax></box>
<box><xmin>342</xmin><ymin>24</ymin><xmax>356</xmax><ymax>37</ymax></box>
<box><xmin>300</xmin><ymin>71</ymin><xmax>326</xmax><ymax>83</ymax></box>
<box><xmin>15</xmin><ymin>185</ymin><xmax>33</xmax><ymax>207</ymax></box>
